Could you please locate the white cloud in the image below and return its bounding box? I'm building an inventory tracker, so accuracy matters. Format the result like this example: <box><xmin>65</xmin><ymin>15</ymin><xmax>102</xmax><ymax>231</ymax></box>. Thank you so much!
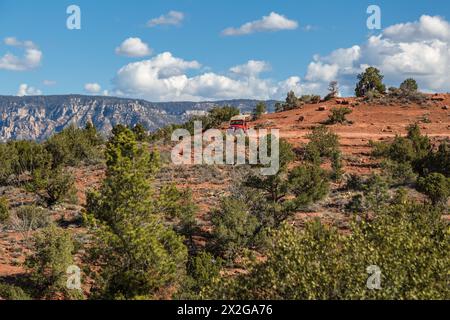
<box><xmin>113</xmin><ymin>52</ymin><xmax>305</xmax><ymax>101</ymax></box>
<box><xmin>383</xmin><ymin>15</ymin><xmax>450</xmax><ymax>42</ymax></box>
<box><xmin>0</xmin><ymin>37</ymin><xmax>42</xmax><ymax>71</ymax></box>
<box><xmin>222</xmin><ymin>12</ymin><xmax>298</xmax><ymax>36</ymax></box>
<box><xmin>147</xmin><ymin>11</ymin><xmax>184</xmax><ymax>27</ymax></box>
<box><xmin>296</xmin><ymin>15</ymin><xmax>450</xmax><ymax>96</ymax></box>
<box><xmin>305</xmin><ymin>62</ymin><xmax>339</xmax><ymax>82</ymax></box>
<box><xmin>112</xmin><ymin>15</ymin><xmax>450</xmax><ymax>102</ymax></box>
<box><xmin>84</xmin><ymin>83</ymin><xmax>102</xmax><ymax>94</ymax></box>
<box><xmin>115</xmin><ymin>37</ymin><xmax>152</xmax><ymax>57</ymax></box>
<box><xmin>229</xmin><ymin>60</ymin><xmax>271</xmax><ymax>77</ymax></box>
<box><xmin>17</xmin><ymin>84</ymin><xmax>42</xmax><ymax>96</ymax></box>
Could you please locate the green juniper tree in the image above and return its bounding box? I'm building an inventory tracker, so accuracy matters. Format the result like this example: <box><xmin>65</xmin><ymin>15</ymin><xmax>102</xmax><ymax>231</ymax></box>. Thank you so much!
<box><xmin>85</xmin><ymin>127</ymin><xmax>188</xmax><ymax>299</ymax></box>
<box><xmin>400</xmin><ymin>78</ymin><xmax>419</xmax><ymax>93</ymax></box>
<box><xmin>355</xmin><ymin>67</ymin><xmax>386</xmax><ymax>97</ymax></box>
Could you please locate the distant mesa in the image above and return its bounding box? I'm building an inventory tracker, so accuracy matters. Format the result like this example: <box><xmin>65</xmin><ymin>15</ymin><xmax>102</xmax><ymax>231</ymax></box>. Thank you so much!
<box><xmin>0</xmin><ymin>95</ymin><xmax>279</xmax><ymax>141</ymax></box>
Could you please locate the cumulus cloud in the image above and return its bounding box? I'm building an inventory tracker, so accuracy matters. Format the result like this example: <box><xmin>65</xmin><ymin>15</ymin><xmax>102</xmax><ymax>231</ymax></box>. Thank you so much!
<box><xmin>300</xmin><ymin>15</ymin><xmax>450</xmax><ymax>95</ymax></box>
<box><xmin>113</xmin><ymin>52</ymin><xmax>303</xmax><ymax>101</ymax></box>
<box><xmin>222</xmin><ymin>12</ymin><xmax>298</xmax><ymax>36</ymax></box>
<box><xmin>229</xmin><ymin>60</ymin><xmax>271</xmax><ymax>77</ymax></box>
<box><xmin>112</xmin><ymin>15</ymin><xmax>450</xmax><ymax>101</ymax></box>
<box><xmin>147</xmin><ymin>11</ymin><xmax>184</xmax><ymax>27</ymax></box>
<box><xmin>84</xmin><ymin>83</ymin><xmax>102</xmax><ymax>94</ymax></box>
<box><xmin>115</xmin><ymin>37</ymin><xmax>152</xmax><ymax>57</ymax></box>
<box><xmin>0</xmin><ymin>37</ymin><xmax>42</xmax><ymax>71</ymax></box>
<box><xmin>17</xmin><ymin>84</ymin><xmax>42</xmax><ymax>96</ymax></box>
<box><xmin>383</xmin><ymin>15</ymin><xmax>450</xmax><ymax>42</ymax></box>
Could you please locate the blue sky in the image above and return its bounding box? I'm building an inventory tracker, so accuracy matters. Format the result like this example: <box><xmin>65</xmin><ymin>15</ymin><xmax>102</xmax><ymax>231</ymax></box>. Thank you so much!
<box><xmin>0</xmin><ymin>0</ymin><xmax>449</xmax><ymax>101</ymax></box>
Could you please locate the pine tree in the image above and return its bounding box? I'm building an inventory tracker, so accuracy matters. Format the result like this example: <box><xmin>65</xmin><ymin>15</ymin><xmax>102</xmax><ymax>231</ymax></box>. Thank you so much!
<box><xmin>85</xmin><ymin>127</ymin><xmax>188</xmax><ymax>299</ymax></box>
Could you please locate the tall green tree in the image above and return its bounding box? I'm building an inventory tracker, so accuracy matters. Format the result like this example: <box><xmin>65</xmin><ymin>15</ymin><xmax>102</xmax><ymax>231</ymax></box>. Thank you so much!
<box><xmin>85</xmin><ymin>127</ymin><xmax>188</xmax><ymax>299</ymax></box>
<box><xmin>355</xmin><ymin>67</ymin><xmax>386</xmax><ymax>97</ymax></box>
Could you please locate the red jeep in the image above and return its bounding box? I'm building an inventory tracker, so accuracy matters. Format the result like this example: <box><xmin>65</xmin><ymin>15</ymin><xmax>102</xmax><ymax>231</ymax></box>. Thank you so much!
<box><xmin>227</xmin><ymin>115</ymin><xmax>251</xmax><ymax>135</ymax></box>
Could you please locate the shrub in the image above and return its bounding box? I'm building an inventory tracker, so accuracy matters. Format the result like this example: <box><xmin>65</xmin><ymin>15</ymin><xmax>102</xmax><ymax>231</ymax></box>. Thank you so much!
<box><xmin>0</xmin><ymin>143</ymin><xmax>18</xmax><ymax>185</ymax></box>
<box><xmin>327</xmin><ymin>107</ymin><xmax>353</xmax><ymax>125</ymax></box>
<box><xmin>0</xmin><ymin>197</ymin><xmax>10</xmax><ymax>224</ymax></box>
<box><xmin>419</xmin><ymin>140</ymin><xmax>450</xmax><ymax>177</ymax></box>
<box><xmin>253</xmin><ymin>102</ymin><xmax>267</xmax><ymax>119</ymax></box>
<box><xmin>381</xmin><ymin>160</ymin><xmax>417</xmax><ymax>186</ymax></box>
<box><xmin>189</xmin><ymin>251</ymin><xmax>222</xmax><ymax>289</ymax></box>
<box><xmin>345</xmin><ymin>174</ymin><xmax>365</xmax><ymax>191</ymax></box>
<box><xmin>276</xmin><ymin>91</ymin><xmax>321</xmax><ymax>112</ymax></box>
<box><xmin>417</xmin><ymin>173</ymin><xmax>450</xmax><ymax>205</ymax></box>
<box><xmin>303</xmin><ymin>142</ymin><xmax>321</xmax><ymax>164</ymax></box>
<box><xmin>288</xmin><ymin>164</ymin><xmax>330</xmax><ymax>207</ymax></box>
<box><xmin>28</xmin><ymin>166</ymin><xmax>75</xmax><ymax>206</ymax></box>
<box><xmin>25</xmin><ymin>224</ymin><xmax>81</xmax><ymax>299</ymax></box>
<box><xmin>274</xmin><ymin>102</ymin><xmax>284</xmax><ymax>113</ymax></box>
<box><xmin>44</xmin><ymin>124</ymin><xmax>103</xmax><ymax>168</ymax></box>
<box><xmin>10</xmin><ymin>140</ymin><xmax>52</xmax><ymax>177</ymax></box>
<box><xmin>156</xmin><ymin>184</ymin><xmax>198</xmax><ymax>250</ymax></box>
<box><xmin>386</xmin><ymin>137</ymin><xmax>416</xmax><ymax>163</ymax></box>
<box><xmin>210</xmin><ymin>220</ymin><xmax>344</xmax><ymax>300</ymax></box>
<box><xmin>0</xmin><ymin>283</ymin><xmax>31</xmax><ymax>300</ymax></box>
<box><xmin>177</xmin><ymin>251</ymin><xmax>223</xmax><ymax>299</ymax></box>
<box><xmin>210</xmin><ymin>200</ymin><xmax>449</xmax><ymax>300</ymax></box>
<box><xmin>342</xmin><ymin>202</ymin><xmax>449</xmax><ymax>299</ymax></box>
<box><xmin>331</xmin><ymin>150</ymin><xmax>344</xmax><ymax>181</ymax></box>
<box><xmin>400</xmin><ymin>78</ymin><xmax>418</xmax><ymax>93</ymax></box>
<box><xmin>283</xmin><ymin>91</ymin><xmax>301</xmax><ymax>111</ymax></box>
<box><xmin>243</xmin><ymin>138</ymin><xmax>314</xmax><ymax>228</ymax></box>
<box><xmin>370</xmin><ymin>124</ymin><xmax>433</xmax><ymax>176</ymax></box>
<box><xmin>84</xmin><ymin>122</ymin><xmax>104</xmax><ymax>146</ymax></box>
<box><xmin>210</xmin><ymin>198</ymin><xmax>259</xmax><ymax>261</ymax></box>
<box><xmin>305</xmin><ymin>126</ymin><xmax>339</xmax><ymax>159</ymax></box>
<box><xmin>406</xmin><ymin>123</ymin><xmax>432</xmax><ymax>161</ymax></box>
<box><xmin>355</xmin><ymin>67</ymin><xmax>386</xmax><ymax>97</ymax></box>
<box><xmin>12</xmin><ymin>205</ymin><xmax>52</xmax><ymax>232</ymax></box>
<box><xmin>10</xmin><ymin>205</ymin><xmax>53</xmax><ymax>242</ymax></box>
<box><xmin>300</xmin><ymin>94</ymin><xmax>321</xmax><ymax>104</ymax></box>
